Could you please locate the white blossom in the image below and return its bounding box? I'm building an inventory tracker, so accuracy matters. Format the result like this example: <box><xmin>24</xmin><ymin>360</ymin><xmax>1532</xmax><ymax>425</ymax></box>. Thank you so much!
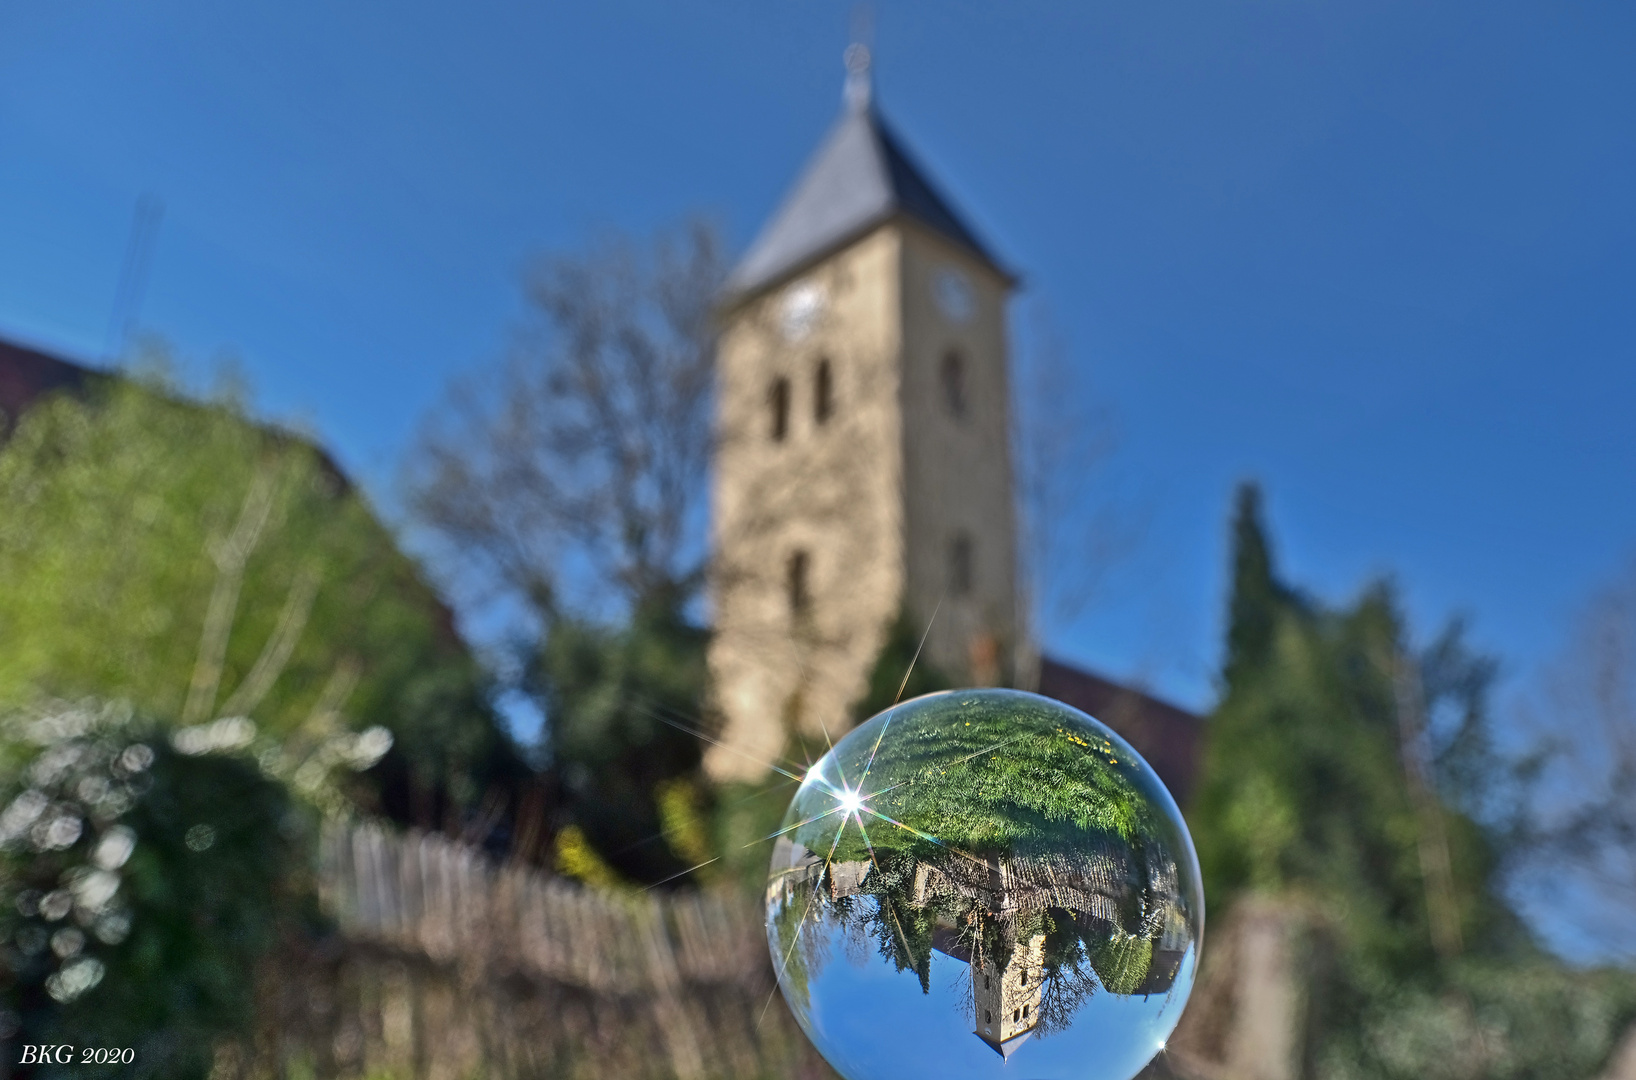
<box><xmin>32</xmin><ymin>812</ymin><xmax>83</xmax><ymax>851</ymax></box>
<box><xmin>0</xmin><ymin>790</ymin><xmax>49</xmax><ymax>843</ymax></box>
<box><xmin>45</xmin><ymin>956</ymin><xmax>104</xmax><ymax>1002</ymax></box>
<box><xmin>26</xmin><ymin>706</ymin><xmax>96</xmax><ymax>746</ymax></box>
<box><xmin>29</xmin><ymin>744</ymin><xmax>85</xmax><ymax>787</ymax></box>
<box><xmin>91</xmin><ymin>825</ymin><xmax>135</xmax><ymax>871</ymax></box>
<box><xmin>75</xmin><ymin>775</ymin><xmax>109</xmax><ymax>804</ymax></box>
<box><xmin>49</xmin><ymin>927</ymin><xmax>84</xmax><ymax>959</ymax></box>
<box><xmin>347</xmin><ymin>726</ymin><xmax>394</xmax><ymax>770</ymax></box>
<box><xmin>70</xmin><ymin>869</ymin><xmax>120</xmax><ymax>914</ymax></box>
<box><xmin>115</xmin><ymin>743</ymin><xmax>154</xmax><ymax>774</ymax></box>
<box><xmin>171</xmin><ymin>716</ymin><xmax>256</xmax><ymax>755</ymax></box>
<box><xmin>39</xmin><ymin>890</ymin><xmax>73</xmax><ymax>921</ymax></box>
<box><xmin>92</xmin><ymin>910</ymin><xmax>131</xmax><ymax>945</ymax></box>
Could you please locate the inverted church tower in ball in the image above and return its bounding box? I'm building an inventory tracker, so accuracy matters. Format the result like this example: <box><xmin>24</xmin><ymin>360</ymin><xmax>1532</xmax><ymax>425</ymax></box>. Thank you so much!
<box><xmin>707</xmin><ymin>49</ymin><xmax>1021</xmax><ymax>781</ymax></box>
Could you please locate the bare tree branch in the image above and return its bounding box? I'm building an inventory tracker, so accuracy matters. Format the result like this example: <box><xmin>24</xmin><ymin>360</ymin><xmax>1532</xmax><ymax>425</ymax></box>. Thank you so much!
<box><xmin>408</xmin><ymin>220</ymin><xmax>725</xmax><ymax>625</ymax></box>
<box><xmin>1524</xmin><ymin>556</ymin><xmax>1636</xmax><ymax>956</ymax></box>
<box><xmin>218</xmin><ymin>562</ymin><xmax>321</xmax><ymax>718</ymax></box>
<box><xmin>1011</xmin><ymin>305</ymin><xmax>1139</xmax><ymax>654</ymax></box>
<box><xmin>183</xmin><ymin>460</ymin><xmax>280</xmax><ymax>724</ymax></box>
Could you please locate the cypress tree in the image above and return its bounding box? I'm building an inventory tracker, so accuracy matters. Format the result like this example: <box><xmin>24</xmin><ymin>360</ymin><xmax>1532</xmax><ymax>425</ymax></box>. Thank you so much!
<box><xmin>1188</xmin><ymin>485</ymin><xmax>1636</xmax><ymax>1077</ymax></box>
<box><xmin>1222</xmin><ymin>483</ymin><xmax>1290</xmax><ymax>693</ymax></box>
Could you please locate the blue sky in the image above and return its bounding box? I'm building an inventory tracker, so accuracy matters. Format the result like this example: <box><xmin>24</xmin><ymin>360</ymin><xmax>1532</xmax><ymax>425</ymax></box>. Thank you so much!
<box><xmin>3</xmin><ymin>0</ymin><xmax>1634</xmax><ymax>721</ymax></box>
<box><xmin>796</xmin><ymin>928</ymin><xmax>1190</xmax><ymax>1080</ymax></box>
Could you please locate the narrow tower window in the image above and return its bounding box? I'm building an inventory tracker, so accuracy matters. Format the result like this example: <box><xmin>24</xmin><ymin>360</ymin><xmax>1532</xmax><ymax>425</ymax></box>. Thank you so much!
<box><xmin>941</xmin><ymin>350</ymin><xmax>967</xmax><ymax>418</ymax></box>
<box><xmin>787</xmin><ymin>550</ymin><xmax>811</xmax><ymax>616</ymax></box>
<box><xmin>770</xmin><ymin>377</ymin><xmax>791</xmax><ymax>441</ymax></box>
<box><xmin>949</xmin><ymin>532</ymin><xmax>974</xmax><ymax>596</ymax></box>
<box><xmin>814</xmin><ymin>357</ymin><xmax>834</xmax><ymax>425</ymax></box>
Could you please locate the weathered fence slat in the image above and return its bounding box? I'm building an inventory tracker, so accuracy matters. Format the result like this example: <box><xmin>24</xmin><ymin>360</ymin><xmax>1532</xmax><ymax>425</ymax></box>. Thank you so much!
<box><xmin>246</xmin><ymin>820</ymin><xmax>829</xmax><ymax>1080</ymax></box>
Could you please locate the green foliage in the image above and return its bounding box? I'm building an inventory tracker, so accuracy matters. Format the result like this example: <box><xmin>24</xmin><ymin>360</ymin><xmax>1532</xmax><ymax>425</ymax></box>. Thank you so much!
<box><xmin>1192</xmin><ymin>483</ymin><xmax>1636</xmax><ymax>1076</ymax></box>
<box><xmin>813</xmin><ymin>692</ymin><xmax>1168</xmax><ymax>863</ymax></box>
<box><xmin>0</xmin><ymin>371</ymin><xmax>519</xmax><ymax>813</ymax></box>
<box><xmin>0</xmin><ymin>700</ymin><xmax>307</xmax><ymax>1079</ymax></box>
<box><xmin>532</xmin><ymin>590</ymin><xmax>710</xmax><ymax>884</ymax></box>
<box><xmin>1086</xmin><ymin>930</ymin><xmax>1154</xmax><ymax>996</ymax></box>
<box><xmin>850</xmin><ymin>609</ymin><xmax>954</xmax><ymax>727</ymax></box>
<box><xmin>1318</xmin><ymin>958</ymin><xmax>1636</xmax><ymax>1080</ymax></box>
<box><xmin>1195</xmin><ymin>486</ymin><xmax>1505</xmax><ymax>967</ymax></box>
<box><xmin>714</xmin><ymin>775</ymin><xmax>802</xmax><ymax>899</ymax></box>
<box><xmin>1223</xmin><ymin>484</ymin><xmax>1298</xmax><ymax>694</ymax></box>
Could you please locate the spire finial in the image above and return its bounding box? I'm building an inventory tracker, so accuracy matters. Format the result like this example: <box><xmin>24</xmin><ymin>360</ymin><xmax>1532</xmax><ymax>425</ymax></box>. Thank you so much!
<box><xmin>844</xmin><ymin>6</ymin><xmax>873</xmax><ymax>112</ymax></box>
<box><xmin>844</xmin><ymin>42</ymin><xmax>872</xmax><ymax>111</ymax></box>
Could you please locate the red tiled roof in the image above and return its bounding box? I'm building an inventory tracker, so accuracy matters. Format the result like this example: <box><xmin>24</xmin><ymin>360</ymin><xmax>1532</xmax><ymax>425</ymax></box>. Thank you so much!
<box><xmin>1037</xmin><ymin>657</ymin><xmax>1204</xmax><ymax>806</ymax></box>
<box><xmin>0</xmin><ymin>337</ymin><xmax>94</xmax><ymax>435</ymax></box>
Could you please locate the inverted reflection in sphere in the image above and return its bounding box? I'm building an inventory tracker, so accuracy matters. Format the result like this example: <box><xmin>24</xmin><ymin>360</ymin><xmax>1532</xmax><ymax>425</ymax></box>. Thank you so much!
<box><xmin>766</xmin><ymin>689</ymin><xmax>1202</xmax><ymax>1080</ymax></box>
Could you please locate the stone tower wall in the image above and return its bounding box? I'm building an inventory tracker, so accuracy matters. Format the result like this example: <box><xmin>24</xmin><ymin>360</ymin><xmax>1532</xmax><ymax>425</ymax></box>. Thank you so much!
<box><xmin>707</xmin><ymin>227</ymin><xmax>909</xmax><ymax>779</ymax></box>
<box><xmin>897</xmin><ymin>221</ymin><xmax>1019</xmax><ymax>682</ymax></box>
<box><xmin>706</xmin><ymin>218</ymin><xmax>1020</xmax><ymax>780</ymax></box>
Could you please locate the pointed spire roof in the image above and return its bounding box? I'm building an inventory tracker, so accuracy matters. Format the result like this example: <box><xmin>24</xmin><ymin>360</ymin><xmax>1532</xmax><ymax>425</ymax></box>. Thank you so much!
<box><xmin>978</xmin><ymin>1028</ymin><xmax>1034</xmax><ymax>1060</ymax></box>
<box><xmin>726</xmin><ymin>51</ymin><xmax>1009</xmax><ymax>298</ymax></box>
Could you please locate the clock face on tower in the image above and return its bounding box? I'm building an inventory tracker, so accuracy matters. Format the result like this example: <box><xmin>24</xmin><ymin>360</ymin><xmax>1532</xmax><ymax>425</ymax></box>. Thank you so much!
<box><xmin>933</xmin><ymin>266</ymin><xmax>975</xmax><ymax>324</ymax></box>
<box><xmin>781</xmin><ymin>280</ymin><xmax>826</xmax><ymax>341</ymax></box>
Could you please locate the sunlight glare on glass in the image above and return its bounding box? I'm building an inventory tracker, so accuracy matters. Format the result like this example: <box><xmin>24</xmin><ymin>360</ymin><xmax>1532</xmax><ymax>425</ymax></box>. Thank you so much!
<box><xmin>836</xmin><ymin>787</ymin><xmax>865</xmax><ymax>817</ymax></box>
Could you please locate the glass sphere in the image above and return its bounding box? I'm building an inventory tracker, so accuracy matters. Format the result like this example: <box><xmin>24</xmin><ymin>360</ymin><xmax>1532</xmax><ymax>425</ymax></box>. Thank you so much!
<box><xmin>766</xmin><ymin>689</ymin><xmax>1203</xmax><ymax>1080</ymax></box>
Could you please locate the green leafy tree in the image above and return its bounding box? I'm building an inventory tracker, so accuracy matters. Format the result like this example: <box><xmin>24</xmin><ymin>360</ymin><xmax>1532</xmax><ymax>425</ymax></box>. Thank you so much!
<box><xmin>531</xmin><ymin>590</ymin><xmax>710</xmax><ymax>883</ymax></box>
<box><xmin>0</xmin><ymin>369</ymin><xmax>522</xmax><ymax>825</ymax></box>
<box><xmin>1194</xmin><ymin>486</ymin><xmax>1511</xmax><ymax>965</ymax></box>
<box><xmin>1190</xmin><ymin>483</ymin><xmax>1636</xmax><ymax>1079</ymax></box>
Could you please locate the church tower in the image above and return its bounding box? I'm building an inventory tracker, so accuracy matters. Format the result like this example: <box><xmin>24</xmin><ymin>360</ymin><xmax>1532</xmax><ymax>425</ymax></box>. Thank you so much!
<box><xmin>707</xmin><ymin>50</ymin><xmax>1020</xmax><ymax>781</ymax></box>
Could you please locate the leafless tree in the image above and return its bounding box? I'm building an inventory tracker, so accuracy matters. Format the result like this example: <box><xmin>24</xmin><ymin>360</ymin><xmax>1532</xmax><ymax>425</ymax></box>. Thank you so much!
<box><xmin>408</xmin><ymin>220</ymin><xmax>726</xmax><ymax>625</ymax></box>
<box><xmin>1010</xmin><ymin>304</ymin><xmax>1139</xmax><ymax>672</ymax></box>
<box><xmin>1527</xmin><ymin>556</ymin><xmax>1636</xmax><ymax>956</ymax></box>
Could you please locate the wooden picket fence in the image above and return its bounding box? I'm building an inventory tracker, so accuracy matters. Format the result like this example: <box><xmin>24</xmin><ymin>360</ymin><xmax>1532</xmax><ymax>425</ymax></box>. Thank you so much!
<box><xmin>231</xmin><ymin>820</ymin><xmax>834</xmax><ymax>1080</ymax></box>
<box><xmin>318</xmin><ymin>821</ymin><xmax>766</xmax><ymax>997</ymax></box>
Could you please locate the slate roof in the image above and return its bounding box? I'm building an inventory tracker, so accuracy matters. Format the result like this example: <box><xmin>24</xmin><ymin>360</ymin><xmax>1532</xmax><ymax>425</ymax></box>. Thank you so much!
<box><xmin>725</xmin><ymin>99</ymin><xmax>1009</xmax><ymax>298</ymax></box>
<box><xmin>980</xmin><ymin>1029</ymin><xmax>1034</xmax><ymax>1061</ymax></box>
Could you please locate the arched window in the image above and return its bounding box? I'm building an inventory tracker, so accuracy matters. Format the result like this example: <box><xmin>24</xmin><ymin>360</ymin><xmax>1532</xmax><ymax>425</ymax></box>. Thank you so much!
<box><xmin>940</xmin><ymin>350</ymin><xmax>967</xmax><ymax>418</ymax></box>
<box><xmin>949</xmin><ymin>532</ymin><xmax>974</xmax><ymax>597</ymax></box>
<box><xmin>814</xmin><ymin>357</ymin><xmax>834</xmax><ymax>425</ymax></box>
<box><xmin>770</xmin><ymin>377</ymin><xmax>791</xmax><ymax>441</ymax></box>
<box><xmin>787</xmin><ymin>550</ymin><xmax>810</xmax><ymax>616</ymax></box>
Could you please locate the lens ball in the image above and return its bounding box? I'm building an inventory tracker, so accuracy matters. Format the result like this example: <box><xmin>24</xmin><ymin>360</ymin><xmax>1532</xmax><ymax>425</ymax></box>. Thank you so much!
<box><xmin>766</xmin><ymin>689</ymin><xmax>1203</xmax><ymax>1080</ymax></box>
